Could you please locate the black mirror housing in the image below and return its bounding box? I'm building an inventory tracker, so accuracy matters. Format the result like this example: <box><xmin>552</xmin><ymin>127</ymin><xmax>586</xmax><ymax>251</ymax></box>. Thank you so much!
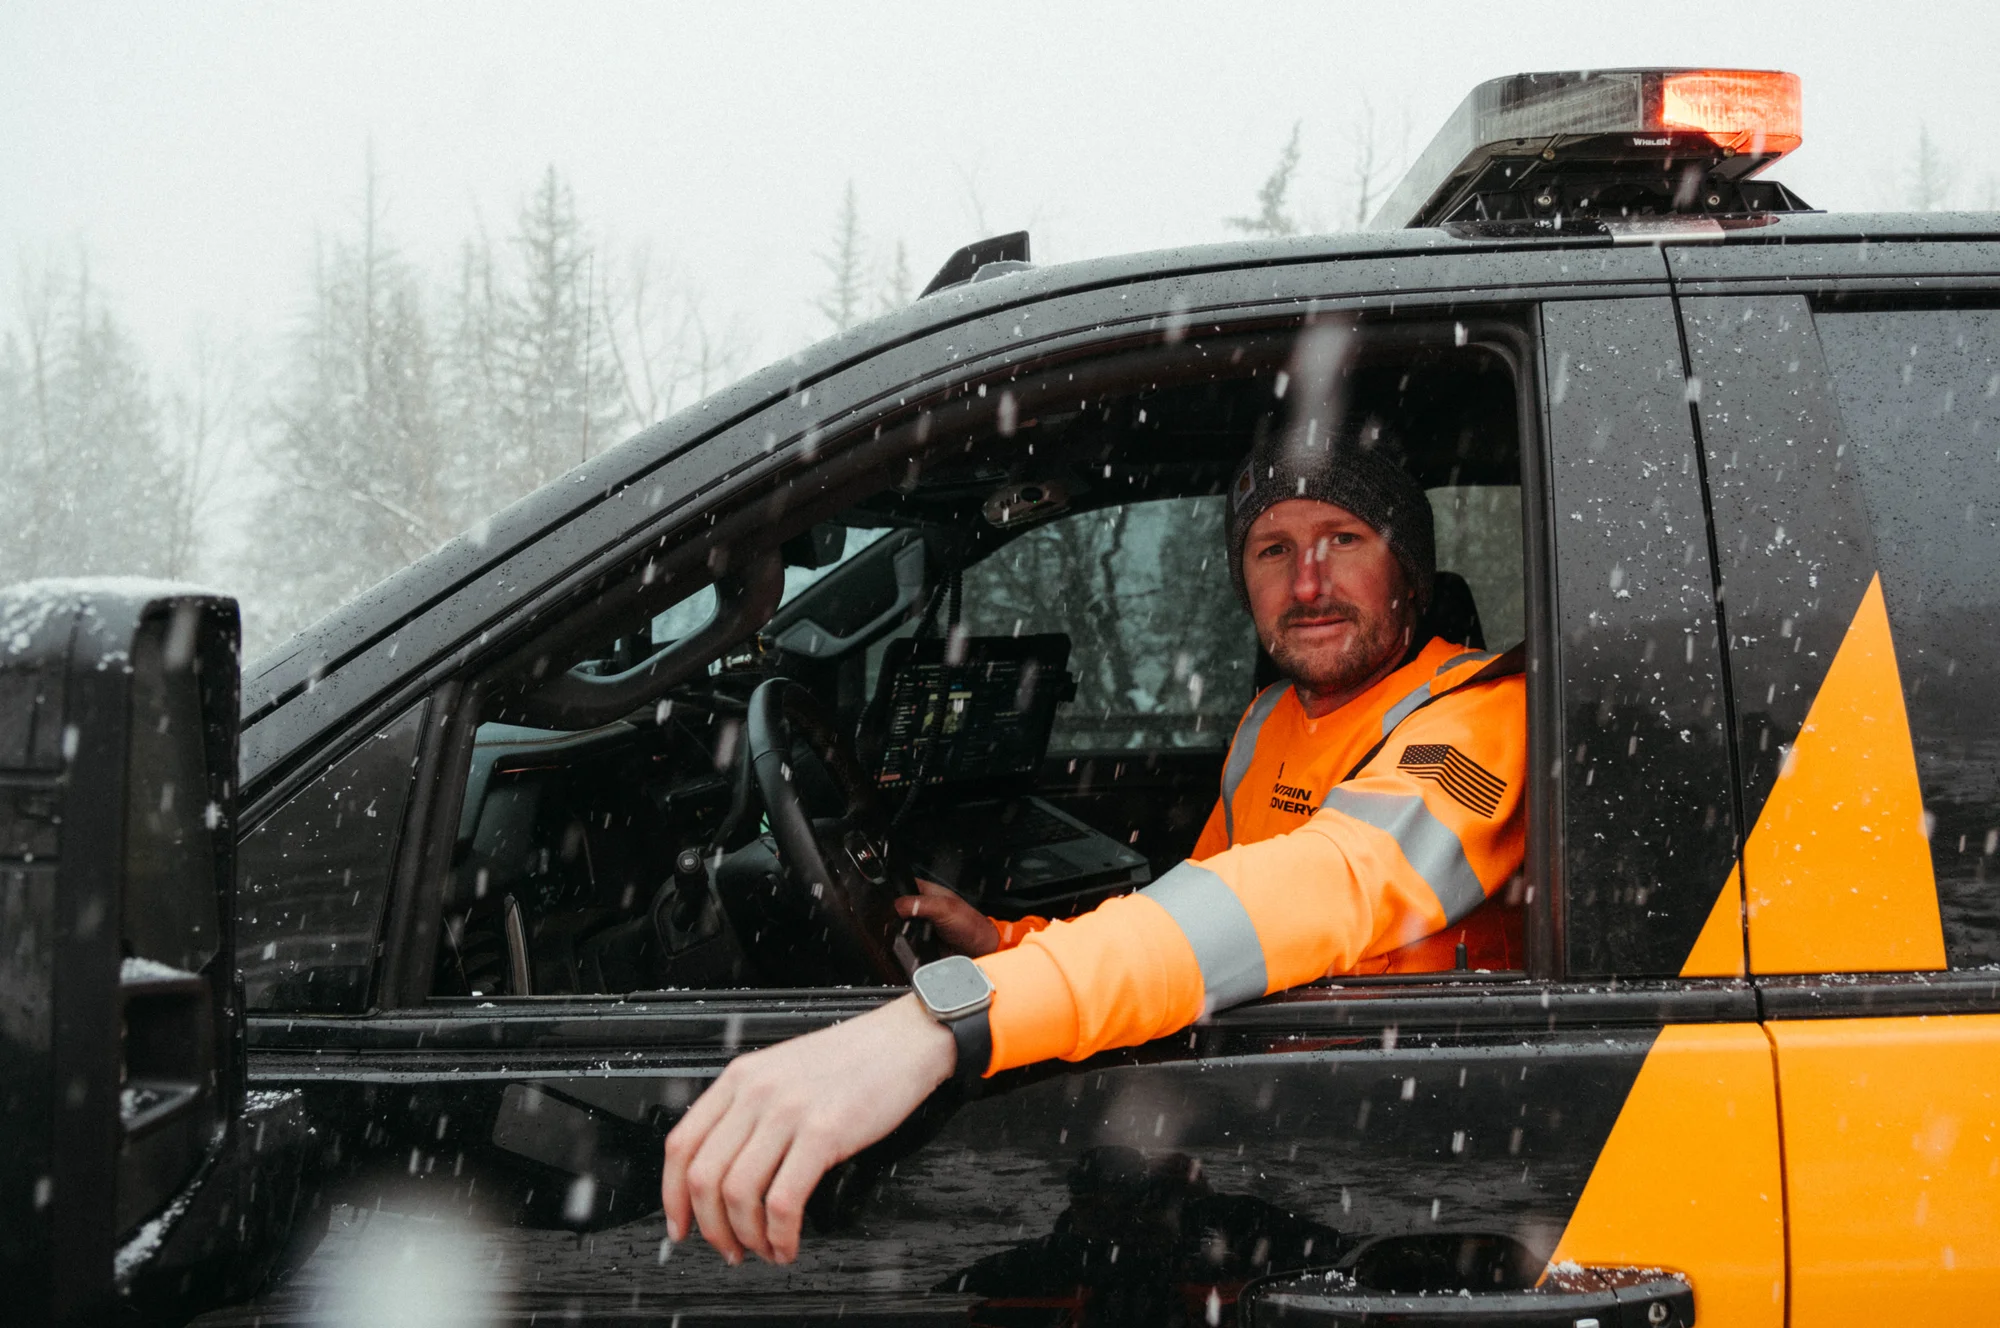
<box><xmin>0</xmin><ymin>582</ymin><xmax>242</xmax><ymax>1325</ymax></box>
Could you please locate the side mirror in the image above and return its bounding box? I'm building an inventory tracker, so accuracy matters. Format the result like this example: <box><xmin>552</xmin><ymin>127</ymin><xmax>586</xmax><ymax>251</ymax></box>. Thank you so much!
<box><xmin>0</xmin><ymin>583</ymin><xmax>241</xmax><ymax>1325</ymax></box>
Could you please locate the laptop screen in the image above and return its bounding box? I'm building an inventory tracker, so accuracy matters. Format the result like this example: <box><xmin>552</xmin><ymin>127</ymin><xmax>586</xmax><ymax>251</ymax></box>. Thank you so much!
<box><xmin>870</xmin><ymin>633</ymin><xmax>1072</xmax><ymax>796</ymax></box>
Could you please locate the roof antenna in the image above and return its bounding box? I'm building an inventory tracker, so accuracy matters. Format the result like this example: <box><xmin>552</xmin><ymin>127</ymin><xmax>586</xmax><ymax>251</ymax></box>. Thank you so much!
<box><xmin>919</xmin><ymin>231</ymin><xmax>1032</xmax><ymax>298</ymax></box>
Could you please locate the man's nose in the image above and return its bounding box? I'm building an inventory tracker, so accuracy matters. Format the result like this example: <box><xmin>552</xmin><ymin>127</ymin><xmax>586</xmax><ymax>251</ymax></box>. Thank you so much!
<box><xmin>1289</xmin><ymin>545</ymin><xmax>1327</xmax><ymax>603</ymax></box>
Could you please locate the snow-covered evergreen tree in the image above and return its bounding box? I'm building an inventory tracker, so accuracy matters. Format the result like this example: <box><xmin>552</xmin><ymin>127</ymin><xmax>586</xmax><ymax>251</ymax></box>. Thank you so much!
<box><xmin>879</xmin><ymin>239</ymin><xmax>913</xmax><ymax>313</ymax></box>
<box><xmin>816</xmin><ymin>182</ymin><xmax>865</xmax><ymax>333</ymax></box>
<box><xmin>250</xmin><ymin>164</ymin><xmax>453</xmax><ymax>647</ymax></box>
<box><xmin>0</xmin><ymin>253</ymin><xmax>179</xmax><ymax>582</ymax></box>
<box><xmin>161</xmin><ymin>329</ymin><xmax>251</xmax><ymax>580</ymax></box>
<box><xmin>492</xmin><ymin>168</ymin><xmax>624</xmax><ymax>496</ymax></box>
<box><xmin>1226</xmin><ymin>123</ymin><xmax>1303</xmax><ymax>238</ymax></box>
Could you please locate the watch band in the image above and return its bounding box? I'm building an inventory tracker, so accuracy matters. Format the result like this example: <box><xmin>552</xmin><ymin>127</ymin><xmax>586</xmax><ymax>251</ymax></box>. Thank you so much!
<box><xmin>947</xmin><ymin>1005</ymin><xmax>992</xmax><ymax>1089</ymax></box>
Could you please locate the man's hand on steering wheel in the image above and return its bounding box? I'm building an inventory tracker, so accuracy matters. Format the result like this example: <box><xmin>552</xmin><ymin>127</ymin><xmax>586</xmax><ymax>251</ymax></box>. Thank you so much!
<box><xmin>893</xmin><ymin>879</ymin><xmax>1000</xmax><ymax>957</ymax></box>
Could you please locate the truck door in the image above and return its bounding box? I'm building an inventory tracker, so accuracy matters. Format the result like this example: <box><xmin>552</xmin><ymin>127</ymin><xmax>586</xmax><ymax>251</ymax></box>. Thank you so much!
<box><xmin>1527</xmin><ymin>296</ymin><xmax>1785</xmax><ymax>1327</ymax></box>
<box><xmin>1674</xmin><ymin>239</ymin><xmax>2000</xmax><ymax>1320</ymax></box>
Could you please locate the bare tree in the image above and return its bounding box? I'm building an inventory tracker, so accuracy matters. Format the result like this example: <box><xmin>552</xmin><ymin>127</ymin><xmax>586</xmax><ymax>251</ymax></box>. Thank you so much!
<box><xmin>1226</xmin><ymin>122</ymin><xmax>1303</xmax><ymax>238</ymax></box>
<box><xmin>879</xmin><ymin>239</ymin><xmax>913</xmax><ymax>313</ymax></box>
<box><xmin>161</xmin><ymin>328</ymin><xmax>252</xmax><ymax>579</ymax></box>
<box><xmin>601</xmin><ymin>240</ymin><xmax>754</xmax><ymax>428</ymax></box>
<box><xmin>816</xmin><ymin>181</ymin><xmax>865</xmax><ymax>333</ymax></box>
<box><xmin>1908</xmin><ymin>126</ymin><xmax>1958</xmax><ymax>211</ymax></box>
<box><xmin>602</xmin><ymin>241</ymin><xmax>675</xmax><ymax>427</ymax></box>
<box><xmin>956</xmin><ymin>165</ymin><xmax>992</xmax><ymax>238</ymax></box>
<box><xmin>679</xmin><ymin>301</ymin><xmax>754</xmax><ymax>403</ymax></box>
<box><xmin>1344</xmin><ymin>98</ymin><xmax>1417</xmax><ymax>229</ymax></box>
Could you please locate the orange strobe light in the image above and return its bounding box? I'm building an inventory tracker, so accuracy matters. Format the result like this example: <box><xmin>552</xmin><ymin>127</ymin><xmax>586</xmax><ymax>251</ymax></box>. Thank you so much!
<box><xmin>1660</xmin><ymin>70</ymin><xmax>1803</xmax><ymax>157</ymax></box>
<box><xmin>1374</xmin><ymin>67</ymin><xmax>1813</xmax><ymax>229</ymax></box>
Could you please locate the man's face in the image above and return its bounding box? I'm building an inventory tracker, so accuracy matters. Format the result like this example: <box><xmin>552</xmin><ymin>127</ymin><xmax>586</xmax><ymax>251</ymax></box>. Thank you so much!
<box><xmin>1242</xmin><ymin>498</ymin><xmax>1415</xmax><ymax>701</ymax></box>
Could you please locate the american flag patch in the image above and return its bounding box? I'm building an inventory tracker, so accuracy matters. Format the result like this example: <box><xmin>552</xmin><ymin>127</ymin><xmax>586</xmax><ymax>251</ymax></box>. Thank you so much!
<box><xmin>1399</xmin><ymin>743</ymin><xmax>1506</xmax><ymax>818</ymax></box>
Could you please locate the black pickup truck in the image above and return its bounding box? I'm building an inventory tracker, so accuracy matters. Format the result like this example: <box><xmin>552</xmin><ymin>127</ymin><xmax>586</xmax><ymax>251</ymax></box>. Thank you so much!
<box><xmin>6</xmin><ymin>67</ymin><xmax>1998</xmax><ymax>1327</ymax></box>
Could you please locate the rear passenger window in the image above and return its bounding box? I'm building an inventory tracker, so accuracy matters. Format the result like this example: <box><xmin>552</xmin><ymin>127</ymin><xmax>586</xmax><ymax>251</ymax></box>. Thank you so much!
<box><xmin>1818</xmin><ymin>307</ymin><xmax>2000</xmax><ymax>967</ymax></box>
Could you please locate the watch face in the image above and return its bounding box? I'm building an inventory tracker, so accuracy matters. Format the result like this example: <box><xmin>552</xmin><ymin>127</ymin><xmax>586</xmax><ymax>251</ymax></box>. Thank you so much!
<box><xmin>914</xmin><ymin>955</ymin><xmax>993</xmax><ymax>1018</ymax></box>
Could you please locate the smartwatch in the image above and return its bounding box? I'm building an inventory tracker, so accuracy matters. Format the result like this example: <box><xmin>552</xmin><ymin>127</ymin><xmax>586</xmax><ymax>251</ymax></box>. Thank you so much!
<box><xmin>910</xmin><ymin>955</ymin><xmax>994</xmax><ymax>1088</ymax></box>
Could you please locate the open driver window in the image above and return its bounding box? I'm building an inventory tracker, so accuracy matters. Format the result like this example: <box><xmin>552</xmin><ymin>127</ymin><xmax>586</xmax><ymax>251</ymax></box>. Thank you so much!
<box><xmin>422</xmin><ymin>317</ymin><xmax>1536</xmax><ymax>1000</ymax></box>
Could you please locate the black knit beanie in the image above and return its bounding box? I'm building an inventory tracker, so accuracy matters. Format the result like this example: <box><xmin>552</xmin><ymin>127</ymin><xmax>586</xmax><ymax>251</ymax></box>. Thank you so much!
<box><xmin>1225</xmin><ymin>422</ymin><xmax>1435</xmax><ymax>614</ymax></box>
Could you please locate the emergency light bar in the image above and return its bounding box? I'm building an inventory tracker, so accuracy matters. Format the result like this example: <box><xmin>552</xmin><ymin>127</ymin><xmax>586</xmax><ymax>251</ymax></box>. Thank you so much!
<box><xmin>1372</xmin><ymin>68</ymin><xmax>1811</xmax><ymax>231</ymax></box>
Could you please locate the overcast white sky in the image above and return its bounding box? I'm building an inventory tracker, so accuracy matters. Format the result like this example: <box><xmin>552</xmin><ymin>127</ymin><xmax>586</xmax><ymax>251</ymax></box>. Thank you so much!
<box><xmin>6</xmin><ymin>0</ymin><xmax>1998</xmax><ymax>379</ymax></box>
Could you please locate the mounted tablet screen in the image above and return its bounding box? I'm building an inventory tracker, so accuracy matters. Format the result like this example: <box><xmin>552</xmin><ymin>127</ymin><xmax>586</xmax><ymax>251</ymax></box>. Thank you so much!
<box><xmin>871</xmin><ymin>634</ymin><xmax>1073</xmax><ymax>799</ymax></box>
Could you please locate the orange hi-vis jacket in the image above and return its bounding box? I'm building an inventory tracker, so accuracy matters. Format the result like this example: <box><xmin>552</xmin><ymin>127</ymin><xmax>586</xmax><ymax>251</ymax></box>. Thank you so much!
<box><xmin>974</xmin><ymin>636</ymin><xmax>1527</xmax><ymax>1075</ymax></box>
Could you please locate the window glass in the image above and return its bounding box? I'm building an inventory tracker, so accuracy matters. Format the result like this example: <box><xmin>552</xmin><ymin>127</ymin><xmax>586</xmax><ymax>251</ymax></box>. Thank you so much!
<box><xmin>647</xmin><ymin>527</ymin><xmax>889</xmax><ymax>645</ymax></box>
<box><xmin>1545</xmin><ymin>298</ymin><xmax>1738</xmax><ymax>978</ymax></box>
<box><xmin>1429</xmin><ymin>484</ymin><xmax>1525</xmax><ymax>648</ymax></box>
<box><xmin>779</xmin><ymin>526</ymin><xmax>890</xmax><ymax>604</ymax></box>
<box><xmin>1817</xmin><ymin>308</ymin><xmax>2000</xmax><ymax>967</ymax></box>
<box><xmin>647</xmin><ymin>584</ymin><xmax>717</xmax><ymax>647</ymax></box>
<box><xmin>236</xmin><ymin>701</ymin><xmax>426</xmax><ymax>1011</ymax></box>
<box><xmin>960</xmin><ymin>497</ymin><xmax>1256</xmax><ymax>752</ymax></box>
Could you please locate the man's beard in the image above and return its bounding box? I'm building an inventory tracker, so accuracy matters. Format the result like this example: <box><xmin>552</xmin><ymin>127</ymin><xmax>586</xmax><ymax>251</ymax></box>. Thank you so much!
<box><xmin>1266</xmin><ymin>596</ymin><xmax>1410</xmax><ymax>698</ymax></box>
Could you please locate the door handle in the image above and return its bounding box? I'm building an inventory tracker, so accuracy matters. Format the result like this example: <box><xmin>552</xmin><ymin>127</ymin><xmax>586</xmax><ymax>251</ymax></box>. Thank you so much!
<box><xmin>1246</xmin><ymin>1278</ymin><xmax>1692</xmax><ymax>1327</ymax></box>
<box><xmin>1241</xmin><ymin>1233</ymin><xmax>1694</xmax><ymax>1328</ymax></box>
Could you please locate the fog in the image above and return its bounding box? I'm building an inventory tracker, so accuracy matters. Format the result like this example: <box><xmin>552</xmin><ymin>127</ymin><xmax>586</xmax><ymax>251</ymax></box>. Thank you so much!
<box><xmin>4</xmin><ymin>1</ymin><xmax>1997</xmax><ymax>648</ymax></box>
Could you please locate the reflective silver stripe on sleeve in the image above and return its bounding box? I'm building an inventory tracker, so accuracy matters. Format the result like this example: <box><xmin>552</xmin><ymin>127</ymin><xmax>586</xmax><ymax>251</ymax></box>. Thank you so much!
<box><xmin>1320</xmin><ymin>788</ymin><xmax>1487</xmax><ymax>924</ymax></box>
<box><xmin>1220</xmin><ymin>683</ymin><xmax>1289</xmax><ymax>846</ymax></box>
<box><xmin>1140</xmin><ymin>860</ymin><xmax>1269</xmax><ymax>1014</ymax></box>
<box><xmin>1377</xmin><ymin>650</ymin><xmax>1500</xmax><ymax>739</ymax></box>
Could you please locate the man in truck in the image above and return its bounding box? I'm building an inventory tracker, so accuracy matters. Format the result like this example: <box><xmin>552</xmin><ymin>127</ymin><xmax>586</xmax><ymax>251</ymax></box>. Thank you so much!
<box><xmin>660</xmin><ymin>426</ymin><xmax>1528</xmax><ymax>1265</ymax></box>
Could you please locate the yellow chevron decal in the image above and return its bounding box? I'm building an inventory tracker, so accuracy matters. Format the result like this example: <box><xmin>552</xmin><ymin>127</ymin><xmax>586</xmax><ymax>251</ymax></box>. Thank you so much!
<box><xmin>1743</xmin><ymin>573</ymin><xmax>1945</xmax><ymax>973</ymax></box>
<box><xmin>1543</xmin><ymin>1023</ymin><xmax>1786</xmax><ymax>1326</ymax></box>
<box><xmin>1679</xmin><ymin>863</ymin><xmax>1746</xmax><ymax>978</ymax></box>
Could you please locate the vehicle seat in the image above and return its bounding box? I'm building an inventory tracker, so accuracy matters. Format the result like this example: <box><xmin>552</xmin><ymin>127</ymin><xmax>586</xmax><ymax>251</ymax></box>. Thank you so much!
<box><xmin>1418</xmin><ymin>570</ymin><xmax>1484</xmax><ymax>650</ymax></box>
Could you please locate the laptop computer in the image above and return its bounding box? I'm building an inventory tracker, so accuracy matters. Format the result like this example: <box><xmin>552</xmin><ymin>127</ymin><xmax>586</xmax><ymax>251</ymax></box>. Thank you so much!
<box><xmin>868</xmin><ymin>633</ymin><xmax>1151</xmax><ymax>915</ymax></box>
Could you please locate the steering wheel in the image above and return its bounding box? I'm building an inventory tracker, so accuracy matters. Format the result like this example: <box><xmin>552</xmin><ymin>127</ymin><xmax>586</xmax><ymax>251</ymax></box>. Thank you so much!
<box><xmin>738</xmin><ymin>678</ymin><xmax>934</xmax><ymax>985</ymax></box>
